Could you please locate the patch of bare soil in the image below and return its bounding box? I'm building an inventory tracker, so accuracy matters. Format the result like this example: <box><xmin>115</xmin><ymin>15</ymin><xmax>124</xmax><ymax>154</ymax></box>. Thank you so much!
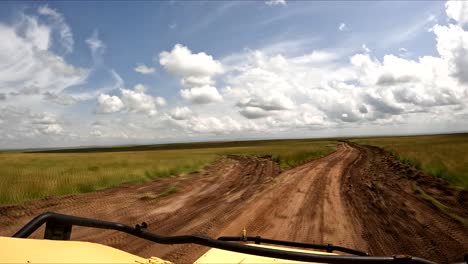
<box><xmin>343</xmin><ymin>143</ymin><xmax>468</xmax><ymax>263</ymax></box>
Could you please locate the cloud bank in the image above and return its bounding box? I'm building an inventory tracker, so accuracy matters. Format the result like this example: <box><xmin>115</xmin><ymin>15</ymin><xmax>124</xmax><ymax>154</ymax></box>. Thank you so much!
<box><xmin>1</xmin><ymin>1</ymin><xmax>468</xmax><ymax>148</ymax></box>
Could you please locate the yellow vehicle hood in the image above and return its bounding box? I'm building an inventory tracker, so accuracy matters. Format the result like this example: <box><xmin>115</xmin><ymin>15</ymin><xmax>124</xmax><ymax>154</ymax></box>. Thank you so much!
<box><xmin>0</xmin><ymin>236</ymin><xmax>335</xmax><ymax>264</ymax></box>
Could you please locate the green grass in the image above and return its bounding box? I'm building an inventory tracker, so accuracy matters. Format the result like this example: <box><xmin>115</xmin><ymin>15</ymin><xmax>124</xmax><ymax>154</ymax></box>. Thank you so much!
<box><xmin>413</xmin><ymin>184</ymin><xmax>467</xmax><ymax>226</ymax></box>
<box><xmin>352</xmin><ymin>133</ymin><xmax>468</xmax><ymax>189</ymax></box>
<box><xmin>0</xmin><ymin>138</ymin><xmax>335</xmax><ymax>204</ymax></box>
<box><xmin>160</xmin><ymin>185</ymin><xmax>178</xmax><ymax>197</ymax></box>
<box><xmin>140</xmin><ymin>185</ymin><xmax>178</xmax><ymax>201</ymax></box>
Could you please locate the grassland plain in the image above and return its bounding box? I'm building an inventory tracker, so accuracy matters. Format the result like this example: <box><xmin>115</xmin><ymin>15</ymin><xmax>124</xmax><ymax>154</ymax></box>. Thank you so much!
<box><xmin>0</xmin><ymin>139</ymin><xmax>336</xmax><ymax>204</ymax></box>
<box><xmin>351</xmin><ymin>133</ymin><xmax>468</xmax><ymax>190</ymax></box>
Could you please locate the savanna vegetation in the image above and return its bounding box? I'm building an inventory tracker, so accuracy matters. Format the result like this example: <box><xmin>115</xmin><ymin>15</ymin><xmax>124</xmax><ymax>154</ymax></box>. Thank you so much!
<box><xmin>3</xmin><ymin>133</ymin><xmax>466</xmax><ymax>205</ymax></box>
<box><xmin>352</xmin><ymin>133</ymin><xmax>468</xmax><ymax>190</ymax></box>
<box><xmin>0</xmin><ymin>138</ymin><xmax>336</xmax><ymax>204</ymax></box>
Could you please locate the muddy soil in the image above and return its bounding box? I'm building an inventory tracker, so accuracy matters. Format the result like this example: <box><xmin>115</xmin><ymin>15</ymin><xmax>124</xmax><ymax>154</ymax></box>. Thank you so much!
<box><xmin>0</xmin><ymin>143</ymin><xmax>466</xmax><ymax>263</ymax></box>
<box><xmin>343</xmin><ymin>143</ymin><xmax>468</xmax><ymax>263</ymax></box>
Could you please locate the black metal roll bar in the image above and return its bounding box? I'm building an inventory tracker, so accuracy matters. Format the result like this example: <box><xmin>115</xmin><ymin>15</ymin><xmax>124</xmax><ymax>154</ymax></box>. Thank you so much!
<box><xmin>218</xmin><ymin>236</ymin><xmax>369</xmax><ymax>256</ymax></box>
<box><xmin>12</xmin><ymin>212</ymin><xmax>439</xmax><ymax>264</ymax></box>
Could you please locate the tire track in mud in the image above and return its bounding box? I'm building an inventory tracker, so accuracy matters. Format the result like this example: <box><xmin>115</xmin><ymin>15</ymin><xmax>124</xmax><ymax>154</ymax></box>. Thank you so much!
<box><xmin>343</xmin><ymin>143</ymin><xmax>468</xmax><ymax>263</ymax></box>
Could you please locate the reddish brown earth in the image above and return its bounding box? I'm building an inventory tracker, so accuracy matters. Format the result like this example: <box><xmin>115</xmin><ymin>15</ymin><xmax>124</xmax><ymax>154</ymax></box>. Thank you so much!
<box><xmin>0</xmin><ymin>143</ymin><xmax>467</xmax><ymax>263</ymax></box>
<box><xmin>343</xmin><ymin>143</ymin><xmax>468</xmax><ymax>263</ymax></box>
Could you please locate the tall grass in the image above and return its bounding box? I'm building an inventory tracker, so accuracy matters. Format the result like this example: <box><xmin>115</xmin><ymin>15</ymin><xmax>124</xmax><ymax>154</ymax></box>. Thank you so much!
<box><xmin>0</xmin><ymin>139</ymin><xmax>335</xmax><ymax>204</ymax></box>
<box><xmin>352</xmin><ymin>134</ymin><xmax>468</xmax><ymax>189</ymax></box>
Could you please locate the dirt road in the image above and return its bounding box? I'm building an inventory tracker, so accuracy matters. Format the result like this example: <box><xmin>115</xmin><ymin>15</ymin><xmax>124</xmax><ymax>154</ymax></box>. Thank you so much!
<box><xmin>0</xmin><ymin>143</ymin><xmax>466</xmax><ymax>263</ymax></box>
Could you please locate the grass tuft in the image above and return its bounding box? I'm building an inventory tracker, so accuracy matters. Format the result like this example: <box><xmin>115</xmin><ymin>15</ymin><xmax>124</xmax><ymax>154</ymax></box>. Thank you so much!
<box><xmin>140</xmin><ymin>185</ymin><xmax>177</xmax><ymax>201</ymax></box>
<box><xmin>159</xmin><ymin>185</ymin><xmax>177</xmax><ymax>197</ymax></box>
<box><xmin>413</xmin><ymin>184</ymin><xmax>467</xmax><ymax>226</ymax></box>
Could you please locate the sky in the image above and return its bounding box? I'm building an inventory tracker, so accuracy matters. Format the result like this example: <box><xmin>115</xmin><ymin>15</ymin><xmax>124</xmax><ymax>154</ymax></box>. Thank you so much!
<box><xmin>1</xmin><ymin>0</ymin><xmax>468</xmax><ymax>149</ymax></box>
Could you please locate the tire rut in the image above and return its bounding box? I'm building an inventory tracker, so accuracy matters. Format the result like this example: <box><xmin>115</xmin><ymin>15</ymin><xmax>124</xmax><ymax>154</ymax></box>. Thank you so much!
<box><xmin>343</xmin><ymin>143</ymin><xmax>468</xmax><ymax>263</ymax></box>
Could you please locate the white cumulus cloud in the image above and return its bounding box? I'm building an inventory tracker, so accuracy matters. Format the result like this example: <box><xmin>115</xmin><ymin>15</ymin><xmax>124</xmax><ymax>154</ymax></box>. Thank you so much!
<box><xmin>120</xmin><ymin>84</ymin><xmax>166</xmax><ymax>115</ymax></box>
<box><xmin>236</xmin><ymin>92</ymin><xmax>294</xmax><ymax>119</ymax></box>
<box><xmin>219</xmin><ymin>13</ymin><xmax>468</xmax><ymax>128</ymax></box>
<box><xmin>96</xmin><ymin>94</ymin><xmax>124</xmax><ymax>113</ymax></box>
<box><xmin>180</xmin><ymin>85</ymin><xmax>222</xmax><ymax>104</ymax></box>
<box><xmin>239</xmin><ymin>107</ymin><xmax>272</xmax><ymax>119</ymax></box>
<box><xmin>155</xmin><ymin>97</ymin><xmax>167</xmax><ymax>107</ymax></box>
<box><xmin>433</xmin><ymin>23</ymin><xmax>468</xmax><ymax>84</ymax></box>
<box><xmin>169</xmin><ymin>106</ymin><xmax>192</xmax><ymax>120</ymax></box>
<box><xmin>187</xmin><ymin>116</ymin><xmax>243</xmax><ymax>134</ymax></box>
<box><xmin>0</xmin><ymin>13</ymin><xmax>87</xmax><ymax>96</ymax></box>
<box><xmin>121</xmin><ymin>89</ymin><xmax>157</xmax><ymax>116</ymax></box>
<box><xmin>159</xmin><ymin>44</ymin><xmax>223</xmax><ymax>77</ymax></box>
<box><xmin>160</xmin><ymin>44</ymin><xmax>224</xmax><ymax>104</ymax></box>
<box><xmin>265</xmin><ymin>0</ymin><xmax>287</xmax><ymax>6</ymax></box>
<box><xmin>362</xmin><ymin>44</ymin><xmax>371</xmax><ymax>53</ymax></box>
<box><xmin>95</xmin><ymin>84</ymin><xmax>166</xmax><ymax>116</ymax></box>
<box><xmin>0</xmin><ymin>106</ymin><xmax>65</xmax><ymax>141</ymax></box>
<box><xmin>445</xmin><ymin>1</ymin><xmax>468</xmax><ymax>25</ymax></box>
<box><xmin>339</xmin><ymin>23</ymin><xmax>348</xmax><ymax>31</ymax></box>
<box><xmin>134</xmin><ymin>64</ymin><xmax>155</xmax><ymax>74</ymax></box>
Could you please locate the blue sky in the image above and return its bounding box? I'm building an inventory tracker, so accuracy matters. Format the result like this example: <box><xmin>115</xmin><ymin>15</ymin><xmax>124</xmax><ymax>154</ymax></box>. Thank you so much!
<box><xmin>0</xmin><ymin>0</ymin><xmax>467</xmax><ymax>148</ymax></box>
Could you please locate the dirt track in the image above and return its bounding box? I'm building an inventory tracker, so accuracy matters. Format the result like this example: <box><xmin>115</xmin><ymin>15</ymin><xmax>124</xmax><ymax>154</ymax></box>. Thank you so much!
<box><xmin>0</xmin><ymin>143</ymin><xmax>467</xmax><ymax>263</ymax></box>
